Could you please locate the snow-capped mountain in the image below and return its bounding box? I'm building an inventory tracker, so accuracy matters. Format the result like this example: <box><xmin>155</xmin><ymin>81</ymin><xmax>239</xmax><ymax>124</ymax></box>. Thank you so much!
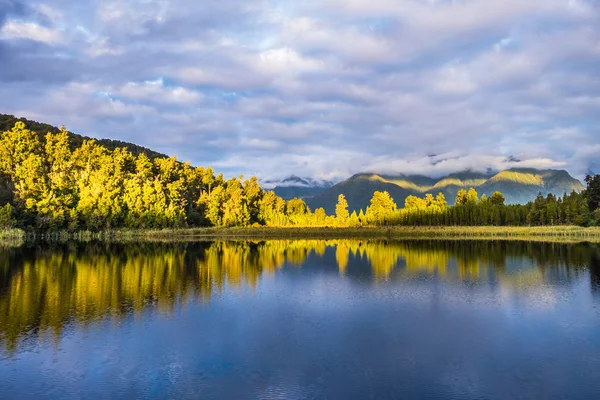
<box><xmin>262</xmin><ymin>175</ymin><xmax>334</xmax><ymax>189</ymax></box>
<box><xmin>262</xmin><ymin>175</ymin><xmax>335</xmax><ymax>200</ymax></box>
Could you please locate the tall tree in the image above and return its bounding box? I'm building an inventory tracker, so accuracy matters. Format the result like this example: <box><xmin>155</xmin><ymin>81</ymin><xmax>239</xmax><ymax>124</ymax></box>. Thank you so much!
<box><xmin>335</xmin><ymin>194</ymin><xmax>349</xmax><ymax>222</ymax></box>
<box><xmin>455</xmin><ymin>189</ymin><xmax>467</xmax><ymax>205</ymax></box>
<box><xmin>585</xmin><ymin>175</ymin><xmax>600</xmax><ymax>212</ymax></box>
<box><xmin>466</xmin><ymin>188</ymin><xmax>479</xmax><ymax>205</ymax></box>
<box><xmin>490</xmin><ymin>191</ymin><xmax>505</xmax><ymax>206</ymax></box>
<box><xmin>367</xmin><ymin>191</ymin><xmax>397</xmax><ymax>223</ymax></box>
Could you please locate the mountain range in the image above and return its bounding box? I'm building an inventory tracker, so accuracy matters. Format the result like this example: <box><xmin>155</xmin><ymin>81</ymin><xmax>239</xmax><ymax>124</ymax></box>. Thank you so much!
<box><xmin>304</xmin><ymin>170</ymin><xmax>584</xmax><ymax>213</ymax></box>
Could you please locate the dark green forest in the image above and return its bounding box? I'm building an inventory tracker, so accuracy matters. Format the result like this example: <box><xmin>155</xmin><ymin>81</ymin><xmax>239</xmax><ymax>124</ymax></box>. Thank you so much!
<box><xmin>0</xmin><ymin>121</ymin><xmax>598</xmax><ymax>231</ymax></box>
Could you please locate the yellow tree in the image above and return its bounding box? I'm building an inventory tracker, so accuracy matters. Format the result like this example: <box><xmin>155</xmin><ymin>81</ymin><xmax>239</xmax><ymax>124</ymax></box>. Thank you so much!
<box><xmin>467</xmin><ymin>188</ymin><xmax>479</xmax><ymax>205</ymax></box>
<box><xmin>222</xmin><ymin>177</ymin><xmax>250</xmax><ymax>227</ymax></box>
<box><xmin>405</xmin><ymin>195</ymin><xmax>427</xmax><ymax>210</ymax></box>
<box><xmin>0</xmin><ymin>122</ymin><xmax>45</xmax><ymax>217</ymax></box>
<box><xmin>314</xmin><ymin>207</ymin><xmax>327</xmax><ymax>225</ymax></box>
<box><xmin>435</xmin><ymin>193</ymin><xmax>447</xmax><ymax>208</ymax></box>
<box><xmin>455</xmin><ymin>189</ymin><xmax>468</xmax><ymax>205</ymax></box>
<box><xmin>243</xmin><ymin>176</ymin><xmax>264</xmax><ymax>224</ymax></box>
<box><xmin>366</xmin><ymin>191</ymin><xmax>397</xmax><ymax>224</ymax></box>
<box><xmin>37</xmin><ymin>127</ymin><xmax>76</xmax><ymax>228</ymax></box>
<box><xmin>258</xmin><ymin>191</ymin><xmax>287</xmax><ymax>226</ymax></box>
<box><xmin>335</xmin><ymin>194</ymin><xmax>349</xmax><ymax>222</ymax></box>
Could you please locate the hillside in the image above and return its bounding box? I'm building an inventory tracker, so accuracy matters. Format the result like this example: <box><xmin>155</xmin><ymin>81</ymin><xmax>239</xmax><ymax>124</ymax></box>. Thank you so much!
<box><xmin>306</xmin><ymin>169</ymin><xmax>584</xmax><ymax>213</ymax></box>
<box><xmin>0</xmin><ymin>114</ymin><xmax>167</xmax><ymax>160</ymax></box>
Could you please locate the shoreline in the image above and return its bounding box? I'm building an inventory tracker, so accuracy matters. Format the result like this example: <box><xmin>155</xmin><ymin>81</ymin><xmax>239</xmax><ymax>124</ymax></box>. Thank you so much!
<box><xmin>8</xmin><ymin>226</ymin><xmax>600</xmax><ymax>244</ymax></box>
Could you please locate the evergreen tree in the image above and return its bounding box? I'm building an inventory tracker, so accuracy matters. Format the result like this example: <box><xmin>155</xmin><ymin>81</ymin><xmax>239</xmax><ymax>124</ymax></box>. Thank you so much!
<box><xmin>585</xmin><ymin>174</ymin><xmax>600</xmax><ymax>212</ymax></box>
<box><xmin>490</xmin><ymin>191</ymin><xmax>505</xmax><ymax>206</ymax></box>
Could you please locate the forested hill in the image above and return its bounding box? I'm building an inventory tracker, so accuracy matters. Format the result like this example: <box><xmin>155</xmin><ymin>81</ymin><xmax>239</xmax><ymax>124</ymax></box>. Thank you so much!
<box><xmin>0</xmin><ymin>114</ymin><xmax>167</xmax><ymax>160</ymax></box>
<box><xmin>307</xmin><ymin>170</ymin><xmax>584</xmax><ymax>214</ymax></box>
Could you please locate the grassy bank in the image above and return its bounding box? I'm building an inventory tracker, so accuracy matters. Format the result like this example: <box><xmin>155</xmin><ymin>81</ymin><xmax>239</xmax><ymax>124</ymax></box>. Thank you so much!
<box><xmin>24</xmin><ymin>225</ymin><xmax>600</xmax><ymax>243</ymax></box>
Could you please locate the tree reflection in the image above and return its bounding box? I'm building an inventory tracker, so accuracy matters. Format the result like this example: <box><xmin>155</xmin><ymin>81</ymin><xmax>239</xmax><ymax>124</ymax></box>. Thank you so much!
<box><xmin>0</xmin><ymin>240</ymin><xmax>598</xmax><ymax>353</ymax></box>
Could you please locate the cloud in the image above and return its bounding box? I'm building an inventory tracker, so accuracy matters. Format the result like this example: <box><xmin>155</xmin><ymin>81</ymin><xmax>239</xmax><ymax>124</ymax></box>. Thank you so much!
<box><xmin>1</xmin><ymin>20</ymin><xmax>62</xmax><ymax>43</ymax></box>
<box><xmin>0</xmin><ymin>0</ymin><xmax>598</xmax><ymax>181</ymax></box>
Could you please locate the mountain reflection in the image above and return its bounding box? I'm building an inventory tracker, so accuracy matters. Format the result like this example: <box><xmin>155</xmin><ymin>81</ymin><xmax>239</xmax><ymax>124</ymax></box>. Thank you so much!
<box><xmin>0</xmin><ymin>240</ymin><xmax>598</xmax><ymax>353</ymax></box>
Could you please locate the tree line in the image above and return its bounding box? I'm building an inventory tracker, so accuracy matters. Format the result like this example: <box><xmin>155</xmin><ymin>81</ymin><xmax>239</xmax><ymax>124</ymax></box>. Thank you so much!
<box><xmin>0</xmin><ymin>122</ymin><xmax>598</xmax><ymax>231</ymax></box>
<box><xmin>359</xmin><ymin>186</ymin><xmax>598</xmax><ymax>227</ymax></box>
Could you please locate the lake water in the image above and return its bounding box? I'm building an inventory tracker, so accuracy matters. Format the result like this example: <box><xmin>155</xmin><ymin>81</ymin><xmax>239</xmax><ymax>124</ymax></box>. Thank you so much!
<box><xmin>1</xmin><ymin>239</ymin><xmax>600</xmax><ymax>399</ymax></box>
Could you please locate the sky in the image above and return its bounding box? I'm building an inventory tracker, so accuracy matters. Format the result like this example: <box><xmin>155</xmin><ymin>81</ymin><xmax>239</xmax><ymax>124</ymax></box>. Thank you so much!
<box><xmin>1</xmin><ymin>0</ymin><xmax>599</xmax><ymax>182</ymax></box>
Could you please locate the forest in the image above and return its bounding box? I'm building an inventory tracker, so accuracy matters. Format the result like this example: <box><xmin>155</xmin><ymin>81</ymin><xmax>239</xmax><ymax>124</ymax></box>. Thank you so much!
<box><xmin>0</xmin><ymin>121</ymin><xmax>598</xmax><ymax>231</ymax></box>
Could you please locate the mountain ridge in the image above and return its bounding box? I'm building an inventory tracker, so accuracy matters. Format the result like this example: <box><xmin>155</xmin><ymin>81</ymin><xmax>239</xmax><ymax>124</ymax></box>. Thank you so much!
<box><xmin>306</xmin><ymin>169</ymin><xmax>584</xmax><ymax>213</ymax></box>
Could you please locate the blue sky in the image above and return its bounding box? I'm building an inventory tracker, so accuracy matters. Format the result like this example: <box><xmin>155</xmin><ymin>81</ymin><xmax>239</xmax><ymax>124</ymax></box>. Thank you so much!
<box><xmin>1</xmin><ymin>0</ymin><xmax>599</xmax><ymax>181</ymax></box>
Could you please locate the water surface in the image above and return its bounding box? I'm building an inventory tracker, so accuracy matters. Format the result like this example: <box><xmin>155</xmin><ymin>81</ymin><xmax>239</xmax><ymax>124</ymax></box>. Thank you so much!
<box><xmin>1</xmin><ymin>239</ymin><xmax>600</xmax><ymax>399</ymax></box>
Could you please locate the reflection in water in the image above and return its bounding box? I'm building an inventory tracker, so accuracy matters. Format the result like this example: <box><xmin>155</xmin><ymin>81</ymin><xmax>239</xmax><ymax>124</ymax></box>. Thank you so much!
<box><xmin>0</xmin><ymin>240</ymin><xmax>599</xmax><ymax>353</ymax></box>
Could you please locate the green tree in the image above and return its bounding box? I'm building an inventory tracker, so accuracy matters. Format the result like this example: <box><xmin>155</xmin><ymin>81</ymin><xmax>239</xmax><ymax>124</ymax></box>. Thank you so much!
<box><xmin>287</xmin><ymin>198</ymin><xmax>309</xmax><ymax>216</ymax></box>
<box><xmin>0</xmin><ymin>203</ymin><xmax>15</xmax><ymax>228</ymax></box>
<box><xmin>205</xmin><ymin>186</ymin><xmax>224</xmax><ymax>226</ymax></box>
<box><xmin>585</xmin><ymin>174</ymin><xmax>600</xmax><ymax>212</ymax></box>
<box><xmin>490</xmin><ymin>191</ymin><xmax>505</xmax><ymax>206</ymax></box>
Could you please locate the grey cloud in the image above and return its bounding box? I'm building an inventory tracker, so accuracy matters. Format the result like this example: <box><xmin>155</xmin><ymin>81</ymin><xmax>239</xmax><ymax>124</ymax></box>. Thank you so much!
<box><xmin>0</xmin><ymin>0</ymin><xmax>29</xmax><ymax>25</ymax></box>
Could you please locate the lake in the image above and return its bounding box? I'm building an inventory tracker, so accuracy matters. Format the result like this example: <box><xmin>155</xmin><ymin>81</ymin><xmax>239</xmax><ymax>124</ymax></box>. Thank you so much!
<box><xmin>1</xmin><ymin>239</ymin><xmax>599</xmax><ymax>399</ymax></box>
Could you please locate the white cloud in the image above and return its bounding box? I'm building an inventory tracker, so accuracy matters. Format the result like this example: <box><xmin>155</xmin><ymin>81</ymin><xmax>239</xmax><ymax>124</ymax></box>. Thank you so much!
<box><xmin>1</xmin><ymin>20</ymin><xmax>62</xmax><ymax>43</ymax></box>
<box><xmin>0</xmin><ymin>0</ymin><xmax>598</xmax><ymax>181</ymax></box>
<box><xmin>112</xmin><ymin>79</ymin><xmax>202</xmax><ymax>104</ymax></box>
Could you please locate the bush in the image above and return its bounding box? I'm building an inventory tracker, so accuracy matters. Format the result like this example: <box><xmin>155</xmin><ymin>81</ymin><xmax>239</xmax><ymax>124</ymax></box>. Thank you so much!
<box><xmin>0</xmin><ymin>203</ymin><xmax>15</xmax><ymax>228</ymax></box>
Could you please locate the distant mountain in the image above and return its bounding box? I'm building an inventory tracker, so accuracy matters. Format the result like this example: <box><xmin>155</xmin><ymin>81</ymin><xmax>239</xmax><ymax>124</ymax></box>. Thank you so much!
<box><xmin>0</xmin><ymin>114</ymin><xmax>167</xmax><ymax>160</ymax></box>
<box><xmin>306</xmin><ymin>169</ymin><xmax>584</xmax><ymax>213</ymax></box>
<box><xmin>263</xmin><ymin>175</ymin><xmax>334</xmax><ymax>200</ymax></box>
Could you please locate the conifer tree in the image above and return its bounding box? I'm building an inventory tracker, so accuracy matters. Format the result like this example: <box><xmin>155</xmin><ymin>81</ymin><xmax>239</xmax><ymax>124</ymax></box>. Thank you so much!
<box><xmin>490</xmin><ymin>191</ymin><xmax>505</xmax><ymax>206</ymax></box>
